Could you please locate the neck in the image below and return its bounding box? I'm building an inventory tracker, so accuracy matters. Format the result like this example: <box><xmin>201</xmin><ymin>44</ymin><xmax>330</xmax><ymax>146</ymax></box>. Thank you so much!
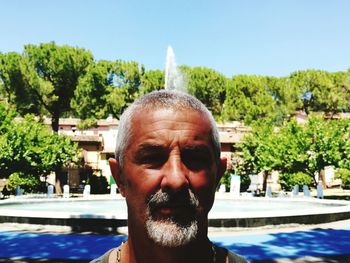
<box><xmin>125</xmin><ymin>236</ymin><xmax>214</xmax><ymax>263</ymax></box>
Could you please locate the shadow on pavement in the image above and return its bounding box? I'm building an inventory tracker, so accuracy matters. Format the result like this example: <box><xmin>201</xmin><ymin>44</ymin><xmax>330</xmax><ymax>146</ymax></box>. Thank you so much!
<box><xmin>251</xmin><ymin>254</ymin><xmax>350</xmax><ymax>263</ymax></box>
<box><xmin>0</xmin><ymin>231</ymin><xmax>127</xmax><ymax>261</ymax></box>
<box><xmin>0</xmin><ymin>259</ymin><xmax>89</xmax><ymax>263</ymax></box>
<box><xmin>0</xmin><ymin>227</ymin><xmax>349</xmax><ymax>262</ymax></box>
<box><xmin>212</xmin><ymin>228</ymin><xmax>350</xmax><ymax>262</ymax></box>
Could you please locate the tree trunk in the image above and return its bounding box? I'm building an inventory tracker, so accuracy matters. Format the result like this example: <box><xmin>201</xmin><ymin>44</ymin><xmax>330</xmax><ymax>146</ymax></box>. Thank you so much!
<box><xmin>55</xmin><ymin>168</ymin><xmax>63</xmax><ymax>195</ymax></box>
<box><xmin>319</xmin><ymin>169</ymin><xmax>327</xmax><ymax>188</ymax></box>
<box><xmin>51</xmin><ymin>112</ymin><xmax>62</xmax><ymax>193</ymax></box>
<box><xmin>51</xmin><ymin>113</ymin><xmax>60</xmax><ymax>133</ymax></box>
<box><xmin>262</xmin><ymin>171</ymin><xmax>268</xmax><ymax>192</ymax></box>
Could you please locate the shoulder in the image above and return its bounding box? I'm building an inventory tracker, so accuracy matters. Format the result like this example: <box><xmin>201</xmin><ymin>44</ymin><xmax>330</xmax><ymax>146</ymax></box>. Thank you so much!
<box><xmin>90</xmin><ymin>248</ymin><xmax>115</xmax><ymax>263</ymax></box>
<box><xmin>213</xmin><ymin>244</ymin><xmax>248</xmax><ymax>263</ymax></box>
<box><xmin>227</xmin><ymin>249</ymin><xmax>249</xmax><ymax>263</ymax></box>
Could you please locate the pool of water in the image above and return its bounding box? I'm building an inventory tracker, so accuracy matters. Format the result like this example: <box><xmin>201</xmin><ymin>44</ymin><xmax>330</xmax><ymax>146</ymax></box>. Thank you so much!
<box><xmin>0</xmin><ymin>197</ymin><xmax>346</xmax><ymax>214</ymax></box>
<box><xmin>0</xmin><ymin>199</ymin><xmax>127</xmax><ymax>213</ymax></box>
<box><xmin>0</xmin><ymin>196</ymin><xmax>349</xmax><ymax>229</ymax></box>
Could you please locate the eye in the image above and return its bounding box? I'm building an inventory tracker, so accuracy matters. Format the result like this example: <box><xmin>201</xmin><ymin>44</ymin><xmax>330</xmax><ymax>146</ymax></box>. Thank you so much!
<box><xmin>135</xmin><ymin>152</ymin><xmax>168</xmax><ymax>169</ymax></box>
<box><xmin>181</xmin><ymin>148</ymin><xmax>212</xmax><ymax>171</ymax></box>
<box><xmin>141</xmin><ymin>153</ymin><xmax>167</xmax><ymax>168</ymax></box>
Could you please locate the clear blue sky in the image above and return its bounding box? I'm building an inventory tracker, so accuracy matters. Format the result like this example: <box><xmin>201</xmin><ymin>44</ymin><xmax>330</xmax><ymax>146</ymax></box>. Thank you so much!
<box><xmin>1</xmin><ymin>0</ymin><xmax>349</xmax><ymax>77</ymax></box>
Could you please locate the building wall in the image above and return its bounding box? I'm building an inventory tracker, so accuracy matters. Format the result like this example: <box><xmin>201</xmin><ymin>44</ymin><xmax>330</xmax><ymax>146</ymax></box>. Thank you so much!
<box><xmin>54</xmin><ymin>118</ymin><xmax>248</xmax><ymax>185</ymax></box>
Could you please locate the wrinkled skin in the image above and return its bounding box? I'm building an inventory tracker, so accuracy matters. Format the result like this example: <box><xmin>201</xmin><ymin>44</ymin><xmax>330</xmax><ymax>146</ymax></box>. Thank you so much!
<box><xmin>109</xmin><ymin>108</ymin><xmax>227</xmax><ymax>263</ymax></box>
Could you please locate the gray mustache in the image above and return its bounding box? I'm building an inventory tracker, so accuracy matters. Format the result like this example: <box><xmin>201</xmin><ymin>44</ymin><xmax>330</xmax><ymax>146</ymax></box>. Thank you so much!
<box><xmin>148</xmin><ymin>190</ymin><xmax>199</xmax><ymax>210</ymax></box>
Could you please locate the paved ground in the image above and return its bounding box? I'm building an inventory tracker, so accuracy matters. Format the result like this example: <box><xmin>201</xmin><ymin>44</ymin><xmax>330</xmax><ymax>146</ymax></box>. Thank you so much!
<box><xmin>0</xmin><ymin>219</ymin><xmax>349</xmax><ymax>263</ymax></box>
<box><xmin>210</xmin><ymin>220</ymin><xmax>350</xmax><ymax>262</ymax></box>
<box><xmin>1</xmin><ymin>189</ymin><xmax>349</xmax><ymax>262</ymax></box>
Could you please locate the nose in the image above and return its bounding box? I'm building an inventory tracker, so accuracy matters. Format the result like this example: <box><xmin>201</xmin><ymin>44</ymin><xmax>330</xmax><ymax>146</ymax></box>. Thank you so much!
<box><xmin>160</xmin><ymin>155</ymin><xmax>189</xmax><ymax>193</ymax></box>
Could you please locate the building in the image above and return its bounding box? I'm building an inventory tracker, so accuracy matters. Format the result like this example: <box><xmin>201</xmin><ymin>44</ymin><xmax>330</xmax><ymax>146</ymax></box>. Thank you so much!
<box><xmin>216</xmin><ymin>121</ymin><xmax>250</xmax><ymax>169</ymax></box>
<box><xmin>50</xmin><ymin>118</ymin><xmax>250</xmax><ymax>190</ymax></box>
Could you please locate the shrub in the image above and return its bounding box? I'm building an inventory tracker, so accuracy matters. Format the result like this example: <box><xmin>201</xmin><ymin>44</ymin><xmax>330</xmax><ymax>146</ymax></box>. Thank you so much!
<box><xmin>7</xmin><ymin>172</ymin><xmax>41</xmax><ymax>193</ymax></box>
<box><xmin>279</xmin><ymin>172</ymin><xmax>313</xmax><ymax>191</ymax></box>
<box><xmin>219</xmin><ymin>171</ymin><xmax>231</xmax><ymax>192</ymax></box>
<box><xmin>219</xmin><ymin>170</ymin><xmax>251</xmax><ymax>192</ymax></box>
<box><xmin>240</xmin><ymin>173</ymin><xmax>251</xmax><ymax>192</ymax></box>
<box><xmin>335</xmin><ymin>168</ymin><xmax>350</xmax><ymax>188</ymax></box>
<box><xmin>88</xmin><ymin>174</ymin><xmax>109</xmax><ymax>194</ymax></box>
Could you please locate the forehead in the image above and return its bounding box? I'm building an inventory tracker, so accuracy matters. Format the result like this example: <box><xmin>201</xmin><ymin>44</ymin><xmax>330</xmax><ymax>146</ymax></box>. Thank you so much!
<box><xmin>129</xmin><ymin>108</ymin><xmax>212</xmax><ymax>147</ymax></box>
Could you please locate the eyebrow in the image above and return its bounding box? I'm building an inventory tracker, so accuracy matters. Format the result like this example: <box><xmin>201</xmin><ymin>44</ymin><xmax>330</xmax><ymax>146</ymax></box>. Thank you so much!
<box><xmin>181</xmin><ymin>144</ymin><xmax>212</xmax><ymax>153</ymax></box>
<box><xmin>135</xmin><ymin>143</ymin><xmax>212</xmax><ymax>155</ymax></box>
<box><xmin>135</xmin><ymin>143</ymin><xmax>167</xmax><ymax>155</ymax></box>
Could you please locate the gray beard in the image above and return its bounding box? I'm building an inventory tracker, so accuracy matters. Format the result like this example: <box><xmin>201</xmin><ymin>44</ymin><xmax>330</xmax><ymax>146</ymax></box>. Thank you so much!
<box><xmin>146</xmin><ymin>217</ymin><xmax>198</xmax><ymax>247</ymax></box>
<box><xmin>145</xmin><ymin>190</ymin><xmax>199</xmax><ymax>247</ymax></box>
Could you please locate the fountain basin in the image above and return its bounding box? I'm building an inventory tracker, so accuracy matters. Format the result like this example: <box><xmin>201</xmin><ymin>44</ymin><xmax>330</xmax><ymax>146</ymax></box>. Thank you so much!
<box><xmin>0</xmin><ymin>195</ymin><xmax>349</xmax><ymax>231</ymax></box>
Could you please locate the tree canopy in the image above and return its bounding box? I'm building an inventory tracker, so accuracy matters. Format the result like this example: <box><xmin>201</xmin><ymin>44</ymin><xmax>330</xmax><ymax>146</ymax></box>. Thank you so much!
<box><xmin>23</xmin><ymin>42</ymin><xmax>93</xmax><ymax>131</ymax></box>
<box><xmin>238</xmin><ymin>115</ymin><xmax>350</xmax><ymax>190</ymax></box>
<box><xmin>1</xmin><ymin>42</ymin><xmax>350</xmax><ymax>126</ymax></box>
<box><xmin>182</xmin><ymin>66</ymin><xmax>226</xmax><ymax>118</ymax></box>
<box><xmin>0</xmin><ymin>103</ymin><xmax>78</xmax><ymax>182</ymax></box>
<box><xmin>2</xmin><ymin>42</ymin><xmax>350</xmax><ymax>192</ymax></box>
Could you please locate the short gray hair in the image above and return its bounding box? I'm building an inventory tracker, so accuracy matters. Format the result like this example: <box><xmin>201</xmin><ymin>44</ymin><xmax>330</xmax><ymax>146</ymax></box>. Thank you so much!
<box><xmin>115</xmin><ymin>90</ymin><xmax>221</xmax><ymax>168</ymax></box>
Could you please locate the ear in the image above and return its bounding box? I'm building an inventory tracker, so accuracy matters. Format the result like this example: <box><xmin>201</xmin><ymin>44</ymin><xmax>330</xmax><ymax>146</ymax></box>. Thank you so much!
<box><xmin>109</xmin><ymin>158</ymin><xmax>126</xmax><ymax>197</ymax></box>
<box><xmin>216</xmin><ymin>157</ymin><xmax>227</xmax><ymax>187</ymax></box>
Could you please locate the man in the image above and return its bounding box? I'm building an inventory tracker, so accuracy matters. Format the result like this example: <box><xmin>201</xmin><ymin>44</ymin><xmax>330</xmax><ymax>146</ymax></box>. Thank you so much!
<box><xmin>91</xmin><ymin>90</ymin><xmax>247</xmax><ymax>263</ymax></box>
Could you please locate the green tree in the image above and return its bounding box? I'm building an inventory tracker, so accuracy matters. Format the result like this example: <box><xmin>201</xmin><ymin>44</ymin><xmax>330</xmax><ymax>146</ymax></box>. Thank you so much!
<box><xmin>138</xmin><ymin>69</ymin><xmax>164</xmax><ymax>97</ymax></box>
<box><xmin>71</xmin><ymin>60</ymin><xmax>114</xmax><ymax>120</ymax></box>
<box><xmin>335</xmin><ymin>168</ymin><xmax>350</xmax><ymax>188</ymax></box>
<box><xmin>72</xmin><ymin>60</ymin><xmax>145</xmax><ymax>127</ymax></box>
<box><xmin>237</xmin><ymin>120</ymin><xmax>282</xmax><ymax>190</ymax></box>
<box><xmin>0</xmin><ymin>52</ymin><xmax>44</xmax><ymax>115</ymax></box>
<box><xmin>239</xmin><ymin>116</ymin><xmax>350</xmax><ymax>190</ymax></box>
<box><xmin>20</xmin><ymin>42</ymin><xmax>92</xmax><ymax>193</ymax></box>
<box><xmin>265</xmin><ymin>76</ymin><xmax>301</xmax><ymax>124</ymax></box>
<box><xmin>182</xmin><ymin>66</ymin><xmax>227</xmax><ymax>118</ymax></box>
<box><xmin>0</xmin><ymin>113</ymin><xmax>79</xmax><ymax>179</ymax></box>
<box><xmin>222</xmin><ymin>75</ymin><xmax>275</xmax><ymax>124</ymax></box>
<box><xmin>7</xmin><ymin>172</ymin><xmax>41</xmax><ymax>194</ymax></box>
<box><xmin>0</xmin><ymin>104</ymin><xmax>79</xmax><ymax>192</ymax></box>
<box><xmin>288</xmin><ymin>70</ymin><xmax>349</xmax><ymax>115</ymax></box>
<box><xmin>332</xmin><ymin>71</ymin><xmax>350</xmax><ymax>112</ymax></box>
<box><xmin>279</xmin><ymin>172</ymin><xmax>314</xmax><ymax>191</ymax></box>
<box><xmin>303</xmin><ymin>116</ymin><xmax>350</xmax><ymax>184</ymax></box>
<box><xmin>105</xmin><ymin>60</ymin><xmax>144</xmax><ymax>118</ymax></box>
<box><xmin>280</xmin><ymin>121</ymin><xmax>307</xmax><ymax>168</ymax></box>
<box><xmin>24</xmin><ymin>42</ymin><xmax>93</xmax><ymax>132</ymax></box>
<box><xmin>0</xmin><ymin>102</ymin><xmax>15</xmax><ymax>133</ymax></box>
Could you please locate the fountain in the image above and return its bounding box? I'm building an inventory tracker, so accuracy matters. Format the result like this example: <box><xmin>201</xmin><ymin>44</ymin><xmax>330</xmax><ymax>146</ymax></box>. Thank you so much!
<box><xmin>0</xmin><ymin>195</ymin><xmax>349</xmax><ymax>231</ymax></box>
<box><xmin>0</xmin><ymin>47</ymin><xmax>349</xmax><ymax>232</ymax></box>
<box><xmin>164</xmin><ymin>46</ymin><xmax>186</xmax><ymax>92</ymax></box>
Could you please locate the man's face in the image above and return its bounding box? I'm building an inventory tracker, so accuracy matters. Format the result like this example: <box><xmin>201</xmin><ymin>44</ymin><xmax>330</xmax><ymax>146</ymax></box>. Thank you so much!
<box><xmin>110</xmin><ymin>108</ymin><xmax>226</xmax><ymax>246</ymax></box>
